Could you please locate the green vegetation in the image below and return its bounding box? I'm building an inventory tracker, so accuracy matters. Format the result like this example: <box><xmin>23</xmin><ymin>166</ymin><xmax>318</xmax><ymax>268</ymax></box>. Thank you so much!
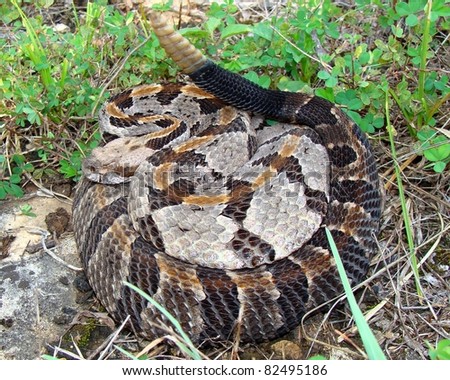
<box><xmin>19</xmin><ymin>203</ymin><xmax>36</xmax><ymax>217</ymax></box>
<box><xmin>1</xmin><ymin>0</ymin><xmax>449</xmax><ymax>199</ymax></box>
<box><xmin>428</xmin><ymin>338</ymin><xmax>450</xmax><ymax>360</ymax></box>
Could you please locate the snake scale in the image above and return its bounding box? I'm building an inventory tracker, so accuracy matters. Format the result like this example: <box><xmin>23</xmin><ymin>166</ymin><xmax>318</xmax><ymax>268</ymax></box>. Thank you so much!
<box><xmin>72</xmin><ymin>12</ymin><xmax>381</xmax><ymax>344</ymax></box>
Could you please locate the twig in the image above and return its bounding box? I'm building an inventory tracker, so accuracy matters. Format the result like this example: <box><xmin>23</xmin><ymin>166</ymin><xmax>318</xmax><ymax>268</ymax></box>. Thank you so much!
<box><xmin>97</xmin><ymin>315</ymin><xmax>131</xmax><ymax>360</ymax></box>
<box><xmin>23</xmin><ymin>172</ymin><xmax>73</xmax><ymax>203</ymax></box>
<box><xmin>269</xmin><ymin>25</ymin><xmax>333</xmax><ymax>72</ymax></box>
<box><xmin>92</xmin><ymin>34</ymin><xmax>153</xmax><ymax>116</ymax></box>
<box><xmin>28</xmin><ymin>228</ymin><xmax>83</xmax><ymax>271</ymax></box>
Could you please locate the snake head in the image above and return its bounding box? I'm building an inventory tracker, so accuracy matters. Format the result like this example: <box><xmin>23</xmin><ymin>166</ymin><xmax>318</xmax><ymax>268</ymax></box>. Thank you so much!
<box><xmin>83</xmin><ymin>137</ymin><xmax>155</xmax><ymax>185</ymax></box>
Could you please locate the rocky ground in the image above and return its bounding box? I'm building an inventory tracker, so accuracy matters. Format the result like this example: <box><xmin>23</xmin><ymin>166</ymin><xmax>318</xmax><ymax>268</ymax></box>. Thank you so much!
<box><xmin>0</xmin><ymin>192</ymin><xmax>80</xmax><ymax>359</ymax></box>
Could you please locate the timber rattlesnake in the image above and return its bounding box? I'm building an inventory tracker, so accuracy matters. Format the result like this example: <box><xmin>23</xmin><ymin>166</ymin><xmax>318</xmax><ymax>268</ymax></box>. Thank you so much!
<box><xmin>72</xmin><ymin>12</ymin><xmax>381</xmax><ymax>344</ymax></box>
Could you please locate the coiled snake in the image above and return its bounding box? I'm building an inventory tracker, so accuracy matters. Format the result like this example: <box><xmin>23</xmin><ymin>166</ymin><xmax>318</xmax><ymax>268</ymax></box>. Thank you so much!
<box><xmin>73</xmin><ymin>12</ymin><xmax>381</xmax><ymax>344</ymax></box>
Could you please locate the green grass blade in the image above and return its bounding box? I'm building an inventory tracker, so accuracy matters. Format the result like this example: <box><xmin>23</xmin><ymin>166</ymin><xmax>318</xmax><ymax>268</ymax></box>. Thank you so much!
<box><xmin>325</xmin><ymin>228</ymin><xmax>386</xmax><ymax>360</ymax></box>
<box><xmin>123</xmin><ymin>281</ymin><xmax>202</xmax><ymax>360</ymax></box>
<box><xmin>384</xmin><ymin>91</ymin><xmax>422</xmax><ymax>298</ymax></box>
<box><xmin>10</xmin><ymin>0</ymin><xmax>54</xmax><ymax>90</ymax></box>
<box><xmin>41</xmin><ymin>354</ymin><xmax>60</xmax><ymax>360</ymax></box>
<box><xmin>417</xmin><ymin>0</ymin><xmax>433</xmax><ymax>128</ymax></box>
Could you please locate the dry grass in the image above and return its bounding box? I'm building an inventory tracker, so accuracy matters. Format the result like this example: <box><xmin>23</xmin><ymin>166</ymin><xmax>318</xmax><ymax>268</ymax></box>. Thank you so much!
<box><xmin>369</xmin><ymin>130</ymin><xmax>450</xmax><ymax>359</ymax></box>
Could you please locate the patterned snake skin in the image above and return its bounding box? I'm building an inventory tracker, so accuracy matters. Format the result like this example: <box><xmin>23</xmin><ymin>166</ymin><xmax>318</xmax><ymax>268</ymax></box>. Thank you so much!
<box><xmin>72</xmin><ymin>12</ymin><xmax>381</xmax><ymax>344</ymax></box>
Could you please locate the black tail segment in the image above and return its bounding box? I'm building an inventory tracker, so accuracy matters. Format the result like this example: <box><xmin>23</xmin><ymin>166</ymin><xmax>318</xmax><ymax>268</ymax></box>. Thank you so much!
<box><xmin>189</xmin><ymin>60</ymin><xmax>284</xmax><ymax>118</ymax></box>
<box><xmin>189</xmin><ymin>60</ymin><xmax>336</xmax><ymax>127</ymax></box>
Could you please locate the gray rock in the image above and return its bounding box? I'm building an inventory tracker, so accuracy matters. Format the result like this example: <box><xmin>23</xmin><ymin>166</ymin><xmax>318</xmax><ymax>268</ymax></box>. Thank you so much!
<box><xmin>0</xmin><ymin>196</ymin><xmax>82</xmax><ymax>359</ymax></box>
